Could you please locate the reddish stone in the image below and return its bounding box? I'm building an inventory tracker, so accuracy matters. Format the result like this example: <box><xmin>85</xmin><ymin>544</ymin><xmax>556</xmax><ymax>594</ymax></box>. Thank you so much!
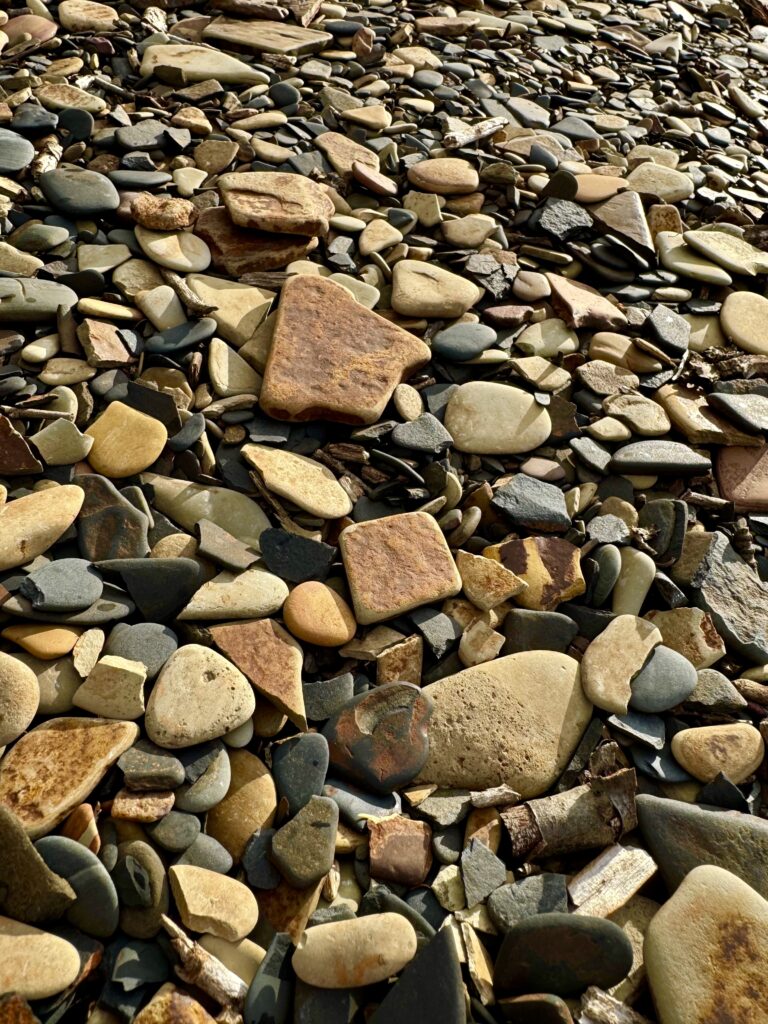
<box><xmin>369</xmin><ymin>816</ymin><xmax>433</xmax><ymax>886</ymax></box>
<box><xmin>717</xmin><ymin>445</ymin><xmax>768</xmax><ymax>512</ymax></box>
<box><xmin>195</xmin><ymin>206</ymin><xmax>318</xmax><ymax>276</ymax></box>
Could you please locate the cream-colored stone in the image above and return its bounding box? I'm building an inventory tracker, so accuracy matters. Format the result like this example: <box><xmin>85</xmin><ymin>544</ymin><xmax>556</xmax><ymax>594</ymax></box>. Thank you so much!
<box><xmin>445</xmin><ymin>381</ymin><xmax>551</xmax><ymax>455</ymax></box>
<box><xmin>242</xmin><ymin>443</ymin><xmax>352</xmax><ymax>518</ymax></box>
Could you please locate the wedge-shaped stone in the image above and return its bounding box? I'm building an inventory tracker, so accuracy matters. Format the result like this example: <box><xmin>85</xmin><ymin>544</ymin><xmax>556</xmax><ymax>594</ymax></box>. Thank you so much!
<box><xmin>218</xmin><ymin>172</ymin><xmax>334</xmax><ymax>237</ymax></box>
<box><xmin>178</xmin><ymin>567</ymin><xmax>288</xmax><ymax>621</ymax></box>
<box><xmin>0</xmin><ymin>717</ymin><xmax>138</xmax><ymax>838</ymax></box>
<box><xmin>140</xmin><ymin>44</ymin><xmax>269</xmax><ymax>85</ymax></box>
<box><xmin>142</xmin><ymin>473</ymin><xmax>269</xmax><ymax>549</ymax></box>
<box><xmin>260</xmin><ymin>275</ymin><xmax>430</xmax><ymax>424</ymax></box>
<box><xmin>591</xmin><ymin>189</ymin><xmax>653</xmax><ymax>256</ymax></box>
<box><xmin>242</xmin><ymin>444</ymin><xmax>352</xmax><ymax>518</ymax></box>
<box><xmin>210</xmin><ymin>618</ymin><xmax>307</xmax><ymax>730</ymax></box>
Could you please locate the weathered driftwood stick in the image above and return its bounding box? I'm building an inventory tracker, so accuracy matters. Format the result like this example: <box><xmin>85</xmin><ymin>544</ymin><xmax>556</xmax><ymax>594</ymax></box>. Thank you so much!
<box><xmin>569</xmin><ymin>843</ymin><xmax>657</xmax><ymax>917</ymax></box>
<box><xmin>161</xmin><ymin>915</ymin><xmax>248</xmax><ymax>1014</ymax></box>
<box><xmin>30</xmin><ymin>134</ymin><xmax>63</xmax><ymax>178</ymax></box>
<box><xmin>160</xmin><ymin>269</ymin><xmax>218</xmax><ymax>316</ymax></box>
<box><xmin>501</xmin><ymin>769</ymin><xmax>637</xmax><ymax>860</ymax></box>
<box><xmin>581</xmin><ymin>987</ymin><xmax>654</xmax><ymax>1024</ymax></box>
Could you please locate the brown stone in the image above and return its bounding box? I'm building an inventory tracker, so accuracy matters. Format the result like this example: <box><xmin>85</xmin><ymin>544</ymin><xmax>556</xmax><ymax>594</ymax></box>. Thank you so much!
<box><xmin>315</xmin><ymin>132</ymin><xmax>379</xmax><ymax>179</ymax></box>
<box><xmin>368</xmin><ymin>816</ymin><xmax>432</xmax><ymax>886</ymax></box>
<box><xmin>210</xmin><ymin>618</ymin><xmax>307</xmax><ymax>730</ymax></box>
<box><xmin>0</xmin><ymin>806</ymin><xmax>76</xmax><ymax>923</ymax></box>
<box><xmin>717</xmin><ymin>446</ymin><xmax>768</xmax><ymax>512</ymax></box>
<box><xmin>0</xmin><ymin>994</ymin><xmax>40</xmax><ymax>1024</ymax></box>
<box><xmin>484</xmin><ymin>536</ymin><xmax>586</xmax><ymax>611</ymax></box>
<box><xmin>546</xmin><ymin>273</ymin><xmax>628</xmax><ymax>330</ymax></box>
<box><xmin>130</xmin><ymin>193</ymin><xmax>198</xmax><ymax>231</ymax></box>
<box><xmin>0</xmin><ymin>717</ymin><xmax>138</xmax><ymax>838</ymax></box>
<box><xmin>283</xmin><ymin>582</ymin><xmax>357</xmax><ymax>647</ymax></box>
<box><xmin>195</xmin><ymin>207</ymin><xmax>318</xmax><ymax>276</ymax></box>
<box><xmin>60</xmin><ymin>803</ymin><xmax>100</xmax><ymax>853</ymax></box>
<box><xmin>219</xmin><ymin>171</ymin><xmax>334</xmax><ymax>236</ymax></box>
<box><xmin>134</xmin><ymin>984</ymin><xmax>217</xmax><ymax>1024</ymax></box>
<box><xmin>259</xmin><ymin>275</ymin><xmax>430</xmax><ymax>425</ymax></box>
<box><xmin>5</xmin><ymin>15</ymin><xmax>57</xmax><ymax>43</ymax></box>
<box><xmin>77</xmin><ymin>319</ymin><xmax>133</xmax><ymax>368</ymax></box>
<box><xmin>205</xmin><ymin>749</ymin><xmax>277</xmax><ymax>861</ymax></box>
<box><xmin>340</xmin><ymin>511</ymin><xmax>462</xmax><ymax>625</ymax></box>
<box><xmin>257</xmin><ymin>877</ymin><xmax>323</xmax><ymax>944</ymax></box>
<box><xmin>407</xmin><ymin>157</ymin><xmax>479</xmax><ymax>195</ymax></box>
<box><xmin>0</xmin><ymin>415</ymin><xmax>42</xmax><ymax>475</ymax></box>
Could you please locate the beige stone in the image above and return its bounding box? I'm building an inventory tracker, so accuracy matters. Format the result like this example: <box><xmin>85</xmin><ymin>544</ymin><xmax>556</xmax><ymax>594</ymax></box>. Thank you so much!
<box><xmin>645</xmin><ymin>865</ymin><xmax>768</xmax><ymax>1024</ymax></box>
<box><xmin>186</xmin><ymin>275</ymin><xmax>274</xmax><ymax>347</ymax></box>
<box><xmin>483</xmin><ymin>536</ymin><xmax>586</xmax><ymax>611</ymax></box>
<box><xmin>444</xmin><ymin>381</ymin><xmax>551</xmax><ymax>455</ymax></box>
<box><xmin>456</xmin><ymin>550</ymin><xmax>527</xmax><ymax>611</ymax></box>
<box><xmin>0</xmin><ymin>484</ymin><xmax>83</xmax><ymax>571</ymax></box>
<box><xmin>0</xmin><ymin>917</ymin><xmax>80</xmax><ymax>999</ymax></box>
<box><xmin>0</xmin><ymin>717</ymin><xmax>138</xmax><ymax>837</ymax></box>
<box><xmin>145</xmin><ymin>645</ymin><xmax>255</xmax><ymax>748</ymax></box>
<box><xmin>31</xmin><ymin>418</ymin><xmax>93</xmax><ymax>465</ymax></box>
<box><xmin>0</xmin><ymin>652</ymin><xmax>39</xmax><ymax>745</ymax></box>
<box><xmin>671</xmin><ymin>724</ymin><xmax>764</xmax><ymax>783</ymax></box>
<box><xmin>140</xmin><ymin>44</ymin><xmax>268</xmax><ymax>86</ymax></box>
<box><xmin>626</xmin><ymin>163</ymin><xmax>694</xmax><ymax>203</ymax></box>
<box><xmin>292</xmin><ymin>913</ymin><xmax>417</xmax><ymax>988</ymax></box>
<box><xmin>340</xmin><ymin>511</ymin><xmax>461</xmax><ymax>625</ymax></box>
<box><xmin>407</xmin><ymin>158</ymin><xmax>479</xmax><ymax>195</ymax></box>
<box><xmin>721</xmin><ymin>291</ymin><xmax>768</xmax><ymax>355</ymax></box>
<box><xmin>645</xmin><ymin>607</ymin><xmax>725</xmax><ymax>668</ymax></box>
<box><xmin>86</xmin><ymin>402</ymin><xmax>167</xmax><ymax>478</ymax></box>
<box><xmin>391</xmin><ymin>260</ymin><xmax>481</xmax><ymax>318</ymax></box>
<box><xmin>208</xmin><ymin>339</ymin><xmax>262</xmax><ymax>398</ymax></box>
<box><xmin>15</xmin><ymin>654</ymin><xmax>81</xmax><ymax>714</ymax></box>
<box><xmin>203</xmin><ymin>18</ymin><xmax>332</xmax><ymax>54</ymax></box>
<box><xmin>581</xmin><ymin>615</ymin><xmax>662</xmax><ymax>714</ymax></box>
<box><xmin>169</xmin><ymin>865</ymin><xmax>258</xmax><ymax>941</ymax></box>
<box><xmin>178</xmin><ymin>567</ymin><xmax>288</xmax><ymax>621</ymax></box>
<box><xmin>242</xmin><ymin>444</ymin><xmax>352</xmax><ymax>518</ymax></box>
<box><xmin>134</xmin><ymin>984</ymin><xmax>217</xmax><ymax>1024</ymax></box>
<box><xmin>142</xmin><ymin>473</ymin><xmax>269</xmax><ymax>549</ymax></box>
<box><xmin>205</xmin><ymin>749</ymin><xmax>277</xmax><ymax>860</ymax></box>
<box><xmin>73</xmin><ymin>656</ymin><xmax>147</xmax><ymax>720</ymax></box>
<box><xmin>219</xmin><ymin>171</ymin><xmax>334</xmax><ymax>236</ymax></box>
<box><xmin>418</xmin><ymin>651</ymin><xmax>592</xmax><ymax>794</ymax></box>
<box><xmin>134</xmin><ymin>226</ymin><xmax>211</xmax><ymax>274</ymax></box>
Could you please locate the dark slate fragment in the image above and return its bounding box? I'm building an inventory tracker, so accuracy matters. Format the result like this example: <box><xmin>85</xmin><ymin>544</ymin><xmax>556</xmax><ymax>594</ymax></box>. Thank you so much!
<box><xmin>487</xmin><ymin>874</ymin><xmax>569</xmax><ymax>932</ymax></box>
<box><xmin>303</xmin><ymin>672</ymin><xmax>355</xmax><ymax>721</ymax></box>
<box><xmin>259</xmin><ymin>528</ymin><xmax>336</xmax><ymax>583</ymax></box>
<box><xmin>369</xmin><ymin>928</ymin><xmax>464</xmax><ymax>1024</ymax></box>
<box><xmin>460</xmin><ymin>838</ymin><xmax>506</xmax><ymax>908</ymax></box>
<box><xmin>272</xmin><ymin>733</ymin><xmax>330</xmax><ymax>816</ymax></box>
<box><xmin>244</xmin><ymin>933</ymin><xmax>293</xmax><ymax>1024</ymax></box>
<box><xmin>502</xmin><ymin>608</ymin><xmax>578</xmax><ymax>655</ymax></box>
<box><xmin>491</xmin><ymin>475</ymin><xmax>571</xmax><ymax>532</ymax></box>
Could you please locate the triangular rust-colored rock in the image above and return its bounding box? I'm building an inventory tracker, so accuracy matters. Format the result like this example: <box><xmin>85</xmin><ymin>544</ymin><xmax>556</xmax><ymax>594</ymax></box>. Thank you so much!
<box><xmin>546</xmin><ymin>273</ymin><xmax>628</xmax><ymax>331</ymax></box>
<box><xmin>209</xmin><ymin>617</ymin><xmax>307</xmax><ymax>730</ymax></box>
<box><xmin>259</xmin><ymin>275</ymin><xmax>430</xmax><ymax>425</ymax></box>
<box><xmin>0</xmin><ymin>415</ymin><xmax>42</xmax><ymax>475</ymax></box>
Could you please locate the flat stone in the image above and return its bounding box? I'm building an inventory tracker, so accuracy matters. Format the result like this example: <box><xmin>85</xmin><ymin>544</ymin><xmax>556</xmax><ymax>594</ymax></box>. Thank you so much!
<box><xmin>140</xmin><ymin>44</ymin><xmax>269</xmax><ymax>85</ymax></box>
<box><xmin>721</xmin><ymin>291</ymin><xmax>768</xmax><ymax>355</ymax></box>
<box><xmin>242</xmin><ymin>443</ymin><xmax>351</xmax><ymax>518</ymax></box>
<box><xmin>495</xmin><ymin>913</ymin><xmax>633</xmax><ymax>996</ymax></box>
<box><xmin>672</xmin><ymin>724</ymin><xmax>763</xmax><ymax>784</ymax></box>
<box><xmin>629</xmin><ymin>644</ymin><xmax>698</xmax><ymax>712</ymax></box>
<box><xmin>145</xmin><ymin>645</ymin><xmax>255</xmax><ymax>748</ymax></box>
<box><xmin>86</xmin><ymin>402</ymin><xmax>167</xmax><ymax>478</ymax></box>
<box><xmin>105</xmin><ymin>622</ymin><xmax>177</xmax><ymax>679</ymax></box>
<box><xmin>186</xmin><ymin>275</ymin><xmax>273</xmax><ymax>347</ymax></box>
<box><xmin>418</xmin><ymin>651</ymin><xmax>592</xmax><ymax>795</ymax></box>
<box><xmin>369</xmin><ymin>928</ymin><xmax>463</xmax><ymax>1024</ymax></box>
<box><xmin>0</xmin><ymin>806</ymin><xmax>76</xmax><ymax>923</ymax></box>
<box><xmin>219</xmin><ymin>171</ymin><xmax>334</xmax><ymax>236</ymax></box>
<box><xmin>391</xmin><ymin>260</ymin><xmax>481</xmax><ymax>318</ymax></box>
<box><xmin>323</xmin><ymin>682</ymin><xmax>432</xmax><ymax>794</ymax></box>
<box><xmin>170</xmin><ymin>865</ymin><xmax>258</xmax><ymax>940</ymax></box>
<box><xmin>456</xmin><ymin>550</ymin><xmax>526</xmax><ymax>611</ymax></box>
<box><xmin>259</xmin><ymin>529</ymin><xmax>335</xmax><ymax>584</ymax></box>
<box><xmin>637</xmin><ymin>793</ymin><xmax>768</xmax><ymax>898</ymax></box>
<box><xmin>270</xmin><ymin>794</ymin><xmax>338</xmax><ymax>886</ymax></box>
<box><xmin>444</xmin><ymin>381</ymin><xmax>550</xmax><ymax>455</ymax></box>
<box><xmin>340</xmin><ymin>511</ymin><xmax>461</xmax><ymax>625</ymax></box>
<box><xmin>0</xmin><ymin>279</ymin><xmax>77</xmax><ymax>322</ymax></box>
<box><xmin>210</xmin><ymin>617</ymin><xmax>305</xmax><ymax>730</ymax></box>
<box><xmin>39</xmin><ymin>166</ymin><xmax>119</xmax><ymax>217</ymax></box>
<box><xmin>283</xmin><ymin>581</ymin><xmax>357</xmax><ymax>646</ymax></box>
<box><xmin>292</xmin><ymin>913</ymin><xmax>417</xmax><ymax>988</ymax></box>
<box><xmin>272</xmin><ymin>733</ymin><xmax>329</xmax><ymax>816</ymax></box>
<box><xmin>0</xmin><ymin>130</ymin><xmax>34</xmax><ymax>175</ymax></box>
<box><xmin>625</xmin><ymin>163</ymin><xmax>694</xmax><ymax>202</ymax></box>
<box><xmin>178</xmin><ymin>566</ymin><xmax>287</xmax><ymax>620</ymax></box>
<box><xmin>119</xmin><ymin>739</ymin><xmax>185</xmax><ymax>791</ymax></box>
<box><xmin>134</xmin><ymin>226</ymin><xmax>210</xmax><ymax>273</ymax></box>
<box><xmin>491</xmin><ymin>475</ymin><xmax>571</xmax><ymax>532</ymax></box>
<box><xmin>407</xmin><ymin>158</ymin><xmax>479</xmax><ymax>195</ymax></box>
<box><xmin>0</xmin><ymin>917</ymin><xmax>80</xmax><ymax>1000</ymax></box>
<box><xmin>203</xmin><ymin>18</ymin><xmax>332</xmax><ymax>53</ymax></box>
<box><xmin>260</xmin><ymin>275</ymin><xmax>429</xmax><ymax>425</ymax></box>
<box><xmin>195</xmin><ymin>207</ymin><xmax>318</xmax><ymax>276</ymax></box>
<box><xmin>315</xmin><ymin>131</ymin><xmax>379</xmax><ymax>179</ymax></box>
<box><xmin>657</xmin><ymin>231</ymin><xmax>733</xmax><ymax>285</ymax></box>
<box><xmin>142</xmin><ymin>473</ymin><xmax>269</xmax><ymax>549</ymax></box>
<box><xmin>0</xmin><ymin>717</ymin><xmax>138</xmax><ymax>838</ymax></box>
<box><xmin>685</xmin><ymin>229</ymin><xmax>768</xmax><ymax>277</ymax></box>
<box><xmin>73</xmin><ymin>655</ymin><xmax>147</xmax><ymax>720</ymax></box>
<box><xmin>645</xmin><ymin>865</ymin><xmax>768</xmax><ymax>1024</ymax></box>
<box><xmin>581</xmin><ymin>615</ymin><xmax>661</xmax><ymax>714</ymax></box>
<box><xmin>205</xmin><ymin>749</ymin><xmax>277</xmax><ymax>860</ymax></box>
<box><xmin>486</xmin><ymin>536</ymin><xmax>585</xmax><ymax>611</ymax></box>
<box><xmin>0</xmin><ymin>653</ymin><xmax>39</xmax><ymax>747</ymax></box>
<box><xmin>487</xmin><ymin>874</ymin><xmax>569</xmax><ymax>932</ymax></box>
<box><xmin>610</xmin><ymin>440</ymin><xmax>711</xmax><ymax>475</ymax></box>
<box><xmin>35</xmin><ymin>834</ymin><xmax>118</xmax><ymax>937</ymax></box>
<box><xmin>20</xmin><ymin>558</ymin><xmax>102</xmax><ymax>613</ymax></box>
<box><xmin>368</xmin><ymin>816</ymin><xmax>433</xmax><ymax>887</ymax></box>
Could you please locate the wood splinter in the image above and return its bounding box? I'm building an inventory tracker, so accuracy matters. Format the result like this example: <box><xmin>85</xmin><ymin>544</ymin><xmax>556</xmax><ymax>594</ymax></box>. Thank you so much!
<box><xmin>161</xmin><ymin>914</ymin><xmax>248</xmax><ymax>1023</ymax></box>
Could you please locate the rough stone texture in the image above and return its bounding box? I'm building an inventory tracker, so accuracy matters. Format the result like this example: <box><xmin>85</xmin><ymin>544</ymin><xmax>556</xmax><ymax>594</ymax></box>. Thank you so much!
<box><xmin>218</xmin><ymin>171</ymin><xmax>334</xmax><ymax>235</ymax></box>
<box><xmin>417</xmin><ymin>651</ymin><xmax>592</xmax><ymax>794</ymax></box>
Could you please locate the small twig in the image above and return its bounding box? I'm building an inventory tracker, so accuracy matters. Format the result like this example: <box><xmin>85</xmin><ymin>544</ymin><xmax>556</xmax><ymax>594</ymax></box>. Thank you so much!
<box><xmin>160</xmin><ymin>270</ymin><xmax>218</xmax><ymax>317</ymax></box>
<box><xmin>30</xmin><ymin>134</ymin><xmax>63</xmax><ymax>179</ymax></box>
<box><xmin>240</xmin><ymin>271</ymin><xmax>290</xmax><ymax>290</ymax></box>
<box><xmin>161</xmin><ymin>915</ymin><xmax>247</xmax><ymax>1020</ymax></box>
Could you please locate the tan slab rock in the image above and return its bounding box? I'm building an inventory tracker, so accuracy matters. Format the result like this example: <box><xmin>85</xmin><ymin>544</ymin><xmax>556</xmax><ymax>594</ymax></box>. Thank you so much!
<box><xmin>581</xmin><ymin>615</ymin><xmax>662</xmax><ymax>714</ymax></box>
<box><xmin>242</xmin><ymin>443</ymin><xmax>352</xmax><ymax>518</ymax></box>
<box><xmin>340</xmin><ymin>511</ymin><xmax>462</xmax><ymax>625</ymax></box>
<box><xmin>407</xmin><ymin>158</ymin><xmax>479</xmax><ymax>195</ymax></box>
<box><xmin>456</xmin><ymin>550</ymin><xmax>527</xmax><ymax>611</ymax></box>
<box><xmin>0</xmin><ymin>918</ymin><xmax>80</xmax><ymax>1000</ymax></box>
<box><xmin>218</xmin><ymin>171</ymin><xmax>334</xmax><ymax>236</ymax></box>
<box><xmin>445</xmin><ymin>381</ymin><xmax>551</xmax><ymax>455</ymax></box>
<box><xmin>391</xmin><ymin>260</ymin><xmax>481</xmax><ymax>318</ymax></box>
<box><xmin>645</xmin><ymin>607</ymin><xmax>725</xmax><ymax>668</ymax></box>
<box><xmin>315</xmin><ymin>132</ymin><xmax>379</xmax><ymax>178</ymax></box>
<box><xmin>203</xmin><ymin>18</ymin><xmax>332</xmax><ymax>54</ymax></box>
<box><xmin>292</xmin><ymin>913</ymin><xmax>417</xmax><ymax>987</ymax></box>
<box><xmin>178</xmin><ymin>567</ymin><xmax>288</xmax><ymax>621</ymax></box>
<box><xmin>169</xmin><ymin>865</ymin><xmax>258</xmax><ymax>941</ymax></box>
<box><xmin>186</xmin><ymin>275</ymin><xmax>274</xmax><ymax>346</ymax></box>
<box><xmin>86</xmin><ymin>401</ymin><xmax>167</xmax><ymax>478</ymax></box>
<box><xmin>195</xmin><ymin>207</ymin><xmax>319</xmax><ymax>276</ymax></box>
<box><xmin>671</xmin><ymin>723</ymin><xmax>764</xmax><ymax>783</ymax></box>
<box><xmin>72</xmin><ymin>655</ymin><xmax>147</xmax><ymax>720</ymax></box>
<box><xmin>259</xmin><ymin>275</ymin><xmax>429</xmax><ymax>424</ymax></box>
<box><xmin>0</xmin><ymin>717</ymin><xmax>138</xmax><ymax>838</ymax></box>
<box><xmin>417</xmin><ymin>651</ymin><xmax>592</xmax><ymax>794</ymax></box>
<box><xmin>140</xmin><ymin>44</ymin><xmax>269</xmax><ymax>85</ymax></box>
<box><xmin>205</xmin><ymin>749</ymin><xmax>277</xmax><ymax>860</ymax></box>
<box><xmin>0</xmin><ymin>484</ymin><xmax>83</xmax><ymax>572</ymax></box>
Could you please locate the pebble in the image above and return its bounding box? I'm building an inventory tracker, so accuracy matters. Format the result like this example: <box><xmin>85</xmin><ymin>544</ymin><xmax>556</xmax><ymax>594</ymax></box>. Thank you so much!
<box><xmin>671</xmin><ymin>723</ymin><xmax>764</xmax><ymax>784</ymax></box>
<box><xmin>581</xmin><ymin>615</ymin><xmax>662</xmax><ymax>714</ymax></box>
<box><xmin>0</xmin><ymin>917</ymin><xmax>81</xmax><ymax>999</ymax></box>
<box><xmin>0</xmin><ymin>654</ymin><xmax>39</xmax><ymax>746</ymax></box>
<box><xmin>444</xmin><ymin>382</ymin><xmax>551</xmax><ymax>455</ymax></box>
<box><xmin>283</xmin><ymin>582</ymin><xmax>356</xmax><ymax>647</ymax></box>
<box><xmin>292</xmin><ymin>913</ymin><xmax>417</xmax><ymax>988</ymax></box>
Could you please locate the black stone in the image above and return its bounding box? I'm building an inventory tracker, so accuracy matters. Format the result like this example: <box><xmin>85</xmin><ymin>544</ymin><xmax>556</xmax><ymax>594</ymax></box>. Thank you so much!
<box><xmin>460</xmin><ymin>838</ymin><xmax>506</xmax><ymax>908</ymax></box>
<box><xmin>244</xmin><ymin>933</ymin><xmax>294</xmax><ymax>1024</ymax></box>
<box><xmin>370</xmin><ymin>928</ymin><xmax>464</xmax><ymax>1024</ymax></box>
<box><xmin>491</xmin><ymin>475</ymin><xmax>571</xmax><ymax>532</ymax></box>
<box><xmin>97</xmin><ymin>557</ymin><xmax>202</xmax><ymax>620</ymax></box>
<box><xmin>272</xmin><ymin>733</ymin><xmax>330</xmax><ymax>816</ymax></box>
<box><xmin>259</xmin><ymin>528</ymin><xmax>336</xmax><ymax>583</ymax></box>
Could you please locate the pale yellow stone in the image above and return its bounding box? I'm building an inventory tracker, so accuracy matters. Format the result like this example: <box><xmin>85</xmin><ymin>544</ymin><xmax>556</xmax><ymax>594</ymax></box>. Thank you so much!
<box><xmin>86</xmin><ymin>402</ymin><xmax>167</xmax><ymax>478</ymax></box>
<box><xmin>292</xmin><ymin>914</ymin><xmax>417</xmax><ymax>988</ymax></box>
<box><xmin>0</xmin><ymin>485</ymin><xmax>84</xmax><ymax>572</ymax></box>
<box><xmin>73</xmin><ymin>656</ymin><xmax>147</xmax><ymax>720</ymax></box>
<box><xmin>0</xmin><ymin>918</ymin><xmax>80</xmax><ymax>999</ymax></box>
<box><xmin>186</xmin><ymin>275</ymin><xmax>274</xmax><ymax>346</ymax></box>
<box><xmin>242</xmin><ymin>443</ymin><xmax>352</xmax><ymax>518</ymax></box>
<box><xmin>581</xmin><ymin>615</ymin><xmax>662</xmax><ymax>714</ymax></box>
<box><xmin>444</xmin><ymin>381</ymin><xmax>551</xmax><ymax>455</ymax></box>
<box><xmin>208</xmin><ymin>338</ymin><xmax>262</xmax><ymax>398</ymax></box>
<box><xmin>169</xmin><ymin>865</ymin><xmax>258</xmax><ymax>941</ymax></box>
